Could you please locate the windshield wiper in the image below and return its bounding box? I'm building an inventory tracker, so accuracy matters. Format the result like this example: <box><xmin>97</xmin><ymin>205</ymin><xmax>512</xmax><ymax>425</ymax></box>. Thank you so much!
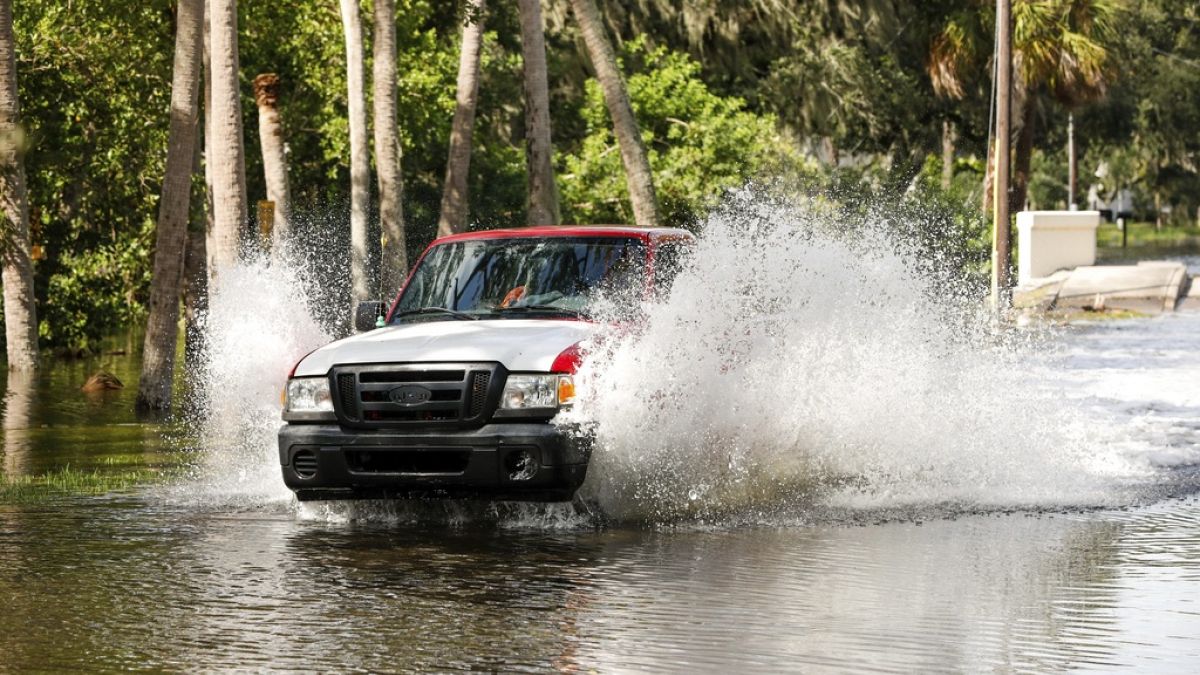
<box><xmin>392</xmin><ymin>306</ymin><xmax>480</xmax><ymax>321</ymax></box>
<box><xmin>494</xmin><ymin>305</ymin><xmax>585</xmax><ymax>317</ymax></box>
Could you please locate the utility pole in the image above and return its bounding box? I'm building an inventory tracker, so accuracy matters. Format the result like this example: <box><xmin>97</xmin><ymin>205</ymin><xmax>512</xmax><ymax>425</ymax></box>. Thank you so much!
<box><xmin>1068</xmin><ymin>113</ymin><xmax>1077</xmax><ymax>210</ymax></box>
<box><xmin>992</xmin><ymin>0</ymin><xmax>1012</xmax><ymax>311</ymax></box>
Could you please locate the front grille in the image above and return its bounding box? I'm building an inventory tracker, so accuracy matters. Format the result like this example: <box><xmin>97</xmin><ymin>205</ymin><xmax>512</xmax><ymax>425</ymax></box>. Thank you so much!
<box><xmin>292</xmin><ymin>449</ymin><xmax>318</xmax><ymax>478</ymax></box>
<box><xmin>337</xmin><ymin>374</ymin><xmax>358</xmax><ymax>421</ymax></box>
<box><xmin>468</xmin><ymin>372</ymin><xmax>491</xmax><ymax>417</ymax></box>
<box><xmin>330</xmin><ymin>363</ymin><xmax>503</xmax><ymax>429</ymax></box>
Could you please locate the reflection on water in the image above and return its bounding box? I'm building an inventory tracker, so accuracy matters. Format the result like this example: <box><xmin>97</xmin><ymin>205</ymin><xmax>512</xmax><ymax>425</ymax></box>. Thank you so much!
<box><xmin>2</xmin><ymin>369</ymin><xmax>35</xmax><ymax>477</ymax></box>
<box><xmin>2</xmin><ymin>303</ymin><xmax>1200</xmax><ymax>668</ymax></box>
<box><xmin>4</xmin><ymin>497</ymin><xmax>1200</xmax><ymax>671</ymax></box>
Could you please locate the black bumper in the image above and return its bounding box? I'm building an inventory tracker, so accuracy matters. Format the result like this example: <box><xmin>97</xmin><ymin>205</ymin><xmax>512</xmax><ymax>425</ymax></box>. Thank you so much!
<box><xmin>278</xmin><ymin>421</ymin><xmax>591</xmax><ymax>502</ymax></box>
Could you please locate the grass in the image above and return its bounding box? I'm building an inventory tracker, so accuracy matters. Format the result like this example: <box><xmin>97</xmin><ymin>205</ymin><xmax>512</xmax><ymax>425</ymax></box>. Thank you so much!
<box><xmin>1096</xmin><ymin>221</ymin><xmax>1200</xmax><ymax>249</ymax></box>
<box><xmin>0</xmin><ymin>457</ymin><xmax>179</xmax><ymax>504</ymax></box>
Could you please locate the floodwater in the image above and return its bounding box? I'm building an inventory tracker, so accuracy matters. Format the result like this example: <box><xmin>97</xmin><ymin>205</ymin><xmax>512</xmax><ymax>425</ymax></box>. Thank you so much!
<box><xmin>1</xmin><ymin>317</ymin><xmax>1198</xmax><ymax>672</ymax></box>
<box><xmin>3</xmin><ymin>235</ymin><xmax>1200</xmax><ymax>670</ymax></box>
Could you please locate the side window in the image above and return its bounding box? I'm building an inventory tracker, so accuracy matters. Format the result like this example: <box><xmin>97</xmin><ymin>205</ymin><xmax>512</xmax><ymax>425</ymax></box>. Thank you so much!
<box><xmin>653</xmin><ymin>240</ymin><xmax>691</xmax><ymax>296</ymax></box>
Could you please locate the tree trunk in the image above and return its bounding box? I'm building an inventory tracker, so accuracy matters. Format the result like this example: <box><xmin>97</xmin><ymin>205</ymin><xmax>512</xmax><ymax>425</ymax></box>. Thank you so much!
<box><xmin>202</xmin><ymin>0</ymin><xmax>215</xmax><ymax>276</ymax></box>
<box><xmin>208</xmin><ymin>0</ymin><xmax>248</xmax><ymax>277</ymax></box>
<box><xmin>252</xmin><ymin>73</ymin><xmax>291</xmax><ymax>250</ymax></box>
<box><xmin>1067</xmin><ymin>112</ymin><xmax>1077</xmax><ymax>209</ymax></box>
<box><xmin>941</xmin><ymin>119</ymin><xmax>956</xmax><ymax>190</ymax></box>
<box><xmin>437</xmin><ymin>0</ymin><xmax>486</xmax><ymax>238</ymax></box>
<box><xmin>0</xmin><ymin>0</ymin><xmax>37</xmax><ymax>370</ymax></box>
<box><xmin>183</xmin><ymin>123</ymin><xmax>207</xmax><ymax>368</ymax></box>
<box><xmin>373</xmin><ymin>0</ymin><xmax>408</xmax><ymax>295</ymax></box>
<box><xmin>183</xmin><ymin>222</ymin><xmax>207</xmax><ymax>368</ymax></box>
<box><xmin>981</xmin><ymin>139</ymin><xmax>993</xmax><ymax>215</ymax></box>
<box><xmin>571</xmin><ymin>0</ymin><xmax>659</xmax><ymax>227</ymax></box>
<box><xmin>3</xmin><ymin>368</ymin><xmax>33</xmax><ymax>476</ymax></box>
<box><xmin>136</xmin><ymin>0</ymin><xmax>204</xmax><ymax>413</ymax></box>
<box><xmin>518</xmin><ymin>0</ymin><xmax>559</xmax><ymax>226</ymax></box>
<box><xmin>1011</xmin><ymin>91</ymin><xmax>1035</xmax><ymax>216</ymax></box>
<box><xmin>339</xmin><ymin>0</ymin><xmax>371</xmax><ymax>305</ymax></box>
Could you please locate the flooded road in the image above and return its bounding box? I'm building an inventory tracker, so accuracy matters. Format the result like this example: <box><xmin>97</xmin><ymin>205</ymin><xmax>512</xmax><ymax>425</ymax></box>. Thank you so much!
<box><xmin>3</xmin><ymin>244</ymin><xmax>1200</xmax><ymax>670</ymax></box>
<box><xmin>4</xmin><ymin>493</ymin><xmax>1200</xmax><ymax>671</ymax></box>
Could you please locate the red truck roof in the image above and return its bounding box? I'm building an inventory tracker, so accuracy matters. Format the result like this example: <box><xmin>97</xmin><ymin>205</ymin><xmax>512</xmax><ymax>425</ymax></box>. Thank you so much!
<box><xmin>434</xmin><ymin>225</ymin><xmax>693</xmax><ymax>245</ymax></box>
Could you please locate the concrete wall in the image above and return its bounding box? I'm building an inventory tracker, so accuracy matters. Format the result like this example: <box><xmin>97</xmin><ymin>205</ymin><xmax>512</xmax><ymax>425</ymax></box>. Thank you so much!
<box><xmin>1016</xmin><ymin>211</ymin><xmax>1101</xmax><ymax>285</ymax></box>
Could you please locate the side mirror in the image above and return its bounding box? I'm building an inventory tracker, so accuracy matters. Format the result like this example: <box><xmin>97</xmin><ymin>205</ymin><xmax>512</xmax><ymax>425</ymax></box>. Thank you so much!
<box><xmin>354</xmin><ymin>301</ymin><xmax>387</xmax><ymax>332</ymax></box>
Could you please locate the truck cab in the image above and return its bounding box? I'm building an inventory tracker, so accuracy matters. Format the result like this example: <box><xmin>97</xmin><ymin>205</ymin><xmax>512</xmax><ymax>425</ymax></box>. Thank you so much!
<box><xmin>279</xmin><ymin>226</ymin><xmax>694</xmax><ymax>501</ymax></box>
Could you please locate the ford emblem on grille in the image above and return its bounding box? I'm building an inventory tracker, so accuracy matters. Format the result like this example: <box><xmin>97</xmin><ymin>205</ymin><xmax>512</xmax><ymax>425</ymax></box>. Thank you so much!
<box><xmin>388</xmin><ymin>385</ymin><xmax>432</xmax><ymax>406</ymax></box>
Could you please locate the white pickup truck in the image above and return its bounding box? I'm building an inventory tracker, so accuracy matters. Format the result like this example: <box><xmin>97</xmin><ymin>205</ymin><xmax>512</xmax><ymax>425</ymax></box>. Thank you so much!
<box><xmin>279</xmin><ymin>226</ymin><xmax>694</xmax><ymax>501</ymax></box>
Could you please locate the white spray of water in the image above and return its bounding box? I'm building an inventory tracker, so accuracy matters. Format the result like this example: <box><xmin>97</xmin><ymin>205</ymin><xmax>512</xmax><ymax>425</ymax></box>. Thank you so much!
<box><xmin>181</xmin><ymin>251</ymin><xmax>332</xmax><ymax>505</ymax></box>
<box><xmin>564</xmin><ymin>196</ymin><xmax>1175</xmax><ymax>522</ymax></box>
<box><xmin>173</xmin><ymin>196</ymin><xmax>1199</xmax><ymax>525</ymax></box>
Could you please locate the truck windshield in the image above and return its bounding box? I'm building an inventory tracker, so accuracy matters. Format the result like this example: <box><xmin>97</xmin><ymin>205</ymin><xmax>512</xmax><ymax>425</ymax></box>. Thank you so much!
<box><xmin>391</xmin><ymin>236</ymin><xmax>648</xmax><ymax>322</ymax></box>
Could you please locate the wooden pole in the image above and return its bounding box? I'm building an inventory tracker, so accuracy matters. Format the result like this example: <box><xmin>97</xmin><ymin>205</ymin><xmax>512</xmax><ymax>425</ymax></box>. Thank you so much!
<box><xmin>992</xmin><ymin>0</ymin><xmax>1012</xmax><ymax>311</ymax></box>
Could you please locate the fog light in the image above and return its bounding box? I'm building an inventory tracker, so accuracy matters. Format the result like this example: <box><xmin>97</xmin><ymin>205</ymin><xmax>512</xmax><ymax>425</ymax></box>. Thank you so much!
<box><xmin>504</xmin><ymin>449</ymin><xmax>539</xmax><ymax>481</ymax></box>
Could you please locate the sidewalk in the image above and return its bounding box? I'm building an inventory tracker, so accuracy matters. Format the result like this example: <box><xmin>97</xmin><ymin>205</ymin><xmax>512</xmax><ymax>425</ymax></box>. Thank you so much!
<box><xmin>1015</xmin><ymin>261</ymin><xmax>1195</xmax><ymax>315</ymax></box>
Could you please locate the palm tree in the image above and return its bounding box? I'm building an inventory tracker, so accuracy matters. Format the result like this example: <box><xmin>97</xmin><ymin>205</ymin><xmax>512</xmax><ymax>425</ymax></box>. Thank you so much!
<box><xmin>252</xmin><ymin>73</ymin><xmax>291</xmax><ymax>249</ymax></box>
<box><xmin>0</xmin><ymin>0</ymin><xmax>37</xmax><ymax>370</ymax></box>
<box><xmin>928</xmin><ymin>0</ymin><xmax>1118</xmax><ymax>212</ymax></box>
<box><xmin>208</xmin><ymin>0</ymin><xmax>249</xmax><ymax>276</ymax></box>
<box><xmin>1010</xmin><ymin>0</ymin><xmax>1117</xmax><ymax>211</ymax></box>
<box><xmin>928</xmin><ymin>9</ymin><xmax>987</xmax><ymax>199</ymax></box>
<box><xmin>373</xmin><ymin>0</ymin><xmax>408</xmax><ymax>293</ymax></box>
<box><xmin>518</xmin><ymin>0</ymin><xmax>560</xmax><ymax>225</ymax></box>
<box><xmin>202</xmin><ymin>0</ymin><xmax>215</xmax><ymax>275</ymax></box>
<box><xmin>3</xmin><ymin>367</ymin><xmax>33</xmax><ymax>474</ymax></box>
<box><xmin>437</xmin><ymin>0</ymin><xmax>487</xmax><ymax>237</ymax></box>
<box><xmin>136</xmin><ymin>0</ymin><xmax>204</xmax><ymax>413</ymax></box>
<box><xmin>339</xmin><ymin>0</ymin><xmax>371</xmax><ymax>304</ymax></box>
<box><xmin>570</xmin><ymin>0</ymin><xmax>660</xmax><ymax>227</ymax></box>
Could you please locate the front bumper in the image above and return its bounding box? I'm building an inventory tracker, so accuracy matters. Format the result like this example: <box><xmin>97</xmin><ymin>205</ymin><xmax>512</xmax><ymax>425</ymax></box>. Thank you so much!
<box><xmin>278</xmin><ymin>421</ymin><xmax>591</xmax><ymax>501</ymax></box>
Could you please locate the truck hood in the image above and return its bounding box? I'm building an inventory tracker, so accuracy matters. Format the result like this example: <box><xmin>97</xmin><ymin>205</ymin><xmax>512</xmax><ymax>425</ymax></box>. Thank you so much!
<box><xmin>293</xmin><ymin>319</ymin><xmax>598</xmax><ymax>376</ymax></box>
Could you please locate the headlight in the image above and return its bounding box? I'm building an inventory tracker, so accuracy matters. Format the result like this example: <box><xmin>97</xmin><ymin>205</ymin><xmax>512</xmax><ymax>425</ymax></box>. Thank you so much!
<box><xmin>285</xmin><ymin>377</ymin><xmax>334</xmax><ymax>414</ymax></box>
<box><xmin>500</xmin><ymin>374</ymin><xmax>575</xmax><ymax>410</ymax></box>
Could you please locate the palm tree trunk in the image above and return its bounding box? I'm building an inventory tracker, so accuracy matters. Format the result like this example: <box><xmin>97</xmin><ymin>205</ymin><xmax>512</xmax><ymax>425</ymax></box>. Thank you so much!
<box><xmin>373</xmin><ymin>0</ymin><xmax>408</xmax><ymax>294</ymax></box>
<box><xmin>571</xmin><ymin>0</ymin><xmax>659</xmax><ymax>227</ymax></box>
<box><xmin>339</xmin><ymin>0</ymin><xmax>370</xmax><ymax>305</ymax></box>
<box><xmin>518</xmin><ymin>0</ymin><xmax>559</xmax><ymax>226</ymax></box>
<box><xmin>136</xmin><ymin>0</ymin><xmax>204</xmax><ymax>413</ymax></box>
<box><xmin>202</xmin><ymin>0</ymin><xmax>215</xmax><ymax>276</ymax></box>
<box><xmin>183</xmin><ymin>127</ymin><xmax>207</xmax><ymax>368</ymax></box>
<box><xmin>183</xmin><ymin>226</ymin><xmax>207</xmax><ymax>367</ymax></box>
<box><xmin>252</xmin><ymin>73</ymin><xmax>291</xmax><ymax>249</ymax></box>
<box><xmin>1011</xmin><ymin>92</ymin><xmax>1035</xmax><ymax>215</ymax></box>
<box><xmin>941</xmin><ymin>119</ymin><xmax>956</xmax><ymax>190</ymax></box>
<box><xmin>981</xmin><ymin>140</ymin><xmax>993</xmax><ymax>215</ymax></box>
<box><xmin>208</xmin><ymin>0</ymin><xmax>248</xmax><ymax>276</ymax></box>
<box><xmin>437</xmin><ymin>0</ymin><xmax>486</xmax><ymax>238</ymax></box>
<box><xmin>3</xmin><ymin>368</ymin><xmax>33</xmax><ymax>475</ymax></box>
<box><xmin>0</xmin><ymin>0</ymin><xmax>37</xmax><ymax>370</ymax></box>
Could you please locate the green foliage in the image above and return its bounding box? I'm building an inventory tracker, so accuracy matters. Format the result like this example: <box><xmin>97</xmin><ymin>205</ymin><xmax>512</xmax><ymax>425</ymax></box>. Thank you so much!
<box><xmin>6</xmin><ymin>0</ymin><xmax>1200</xmax><ymax>355</ymax></box>
<box><xmin>39</xmin><ymin>230</ymin><xmax>153</xmax><ymax>354</ymax></box>
<box><xmin>559</xmin><ymin>41</ymin><xmax>813</xmax><ymax>228</ymax></box>
<box><xmin>1028</xmin><ymin>148</ymin><xmax>1069</xmax><ymax>210</ymax></box>
<box><xmin>14</xmin><ymin>0</ymin><xmax>171</xmax><ymax>352</ymax></box>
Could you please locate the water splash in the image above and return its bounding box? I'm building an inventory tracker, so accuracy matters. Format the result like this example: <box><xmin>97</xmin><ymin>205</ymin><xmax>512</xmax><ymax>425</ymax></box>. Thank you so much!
<box><xmin>179</xmin><ymin>248</ymin><xmax>334</xmax><ymax>506</ymax></box>
<box><xmin>563</xmin><ymin>195</ymin><xmax>1190</xmax><ymax>523</ymax></box>
<box><xmin>171</xmin><ymin>195</ymin><xmax>1200</xmax><ymax>525</ymax></box>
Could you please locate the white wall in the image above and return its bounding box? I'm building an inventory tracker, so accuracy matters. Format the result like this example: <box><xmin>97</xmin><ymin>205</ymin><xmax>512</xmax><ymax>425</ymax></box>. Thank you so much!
<box><xmin>1016</xmin><ymin>211</ymin><xmax>1101</xmax><ymax>285</ymax></box>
